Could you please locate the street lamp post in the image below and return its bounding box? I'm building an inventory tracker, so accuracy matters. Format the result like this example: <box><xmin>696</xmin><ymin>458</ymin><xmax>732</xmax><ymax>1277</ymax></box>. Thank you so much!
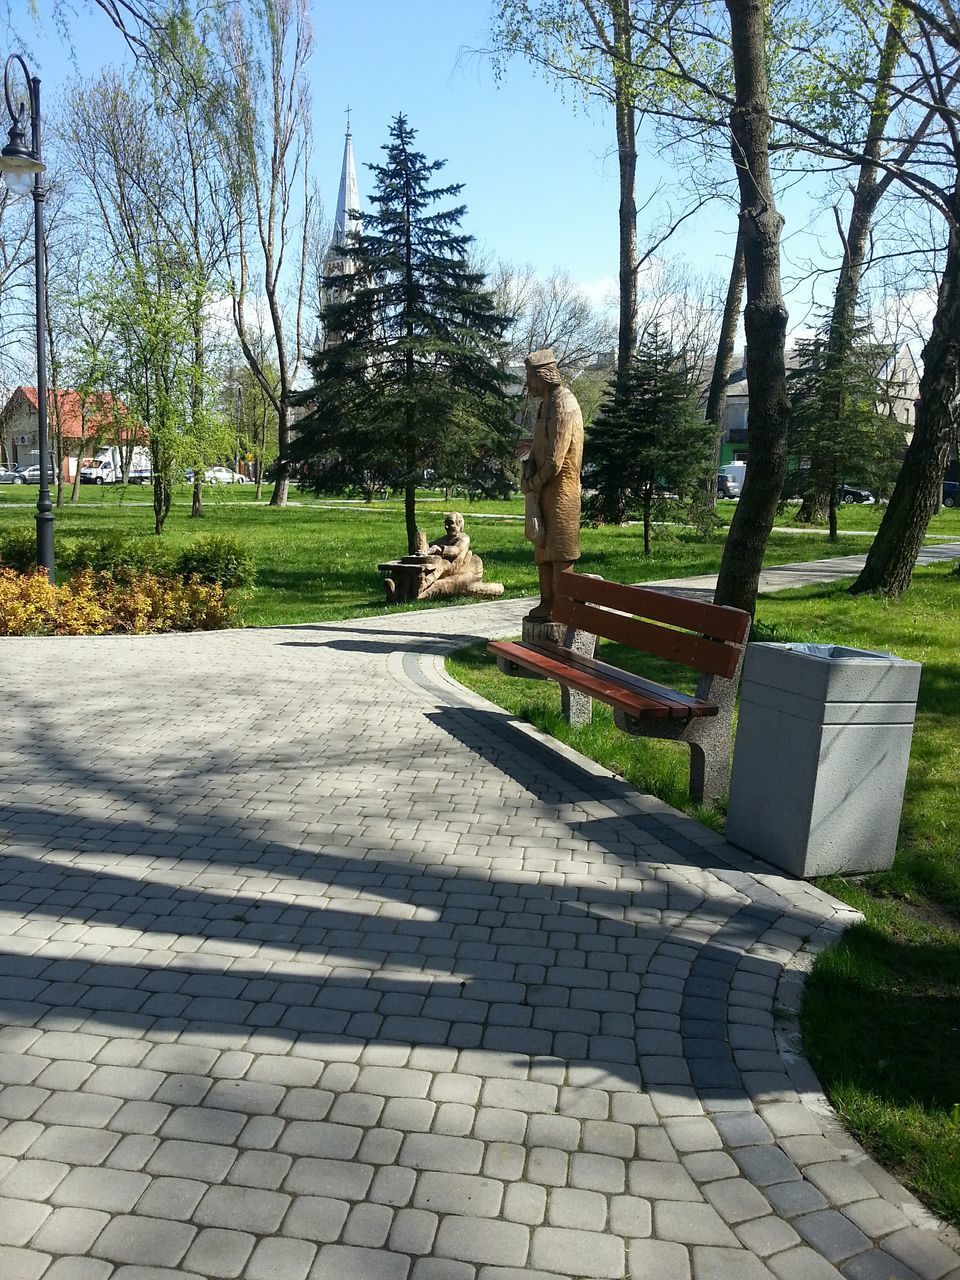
<box><xmin>0</xmin><ymin>55</ymin><xmax>53</xmax><ymax>579</ymax></box>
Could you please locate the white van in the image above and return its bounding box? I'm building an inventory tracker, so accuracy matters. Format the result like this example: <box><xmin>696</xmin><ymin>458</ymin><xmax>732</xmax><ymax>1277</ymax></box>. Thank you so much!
<box><xmin>80</xmin><ymin>457</ymin><xmax>120</xmax><ymax>485</ymax></box>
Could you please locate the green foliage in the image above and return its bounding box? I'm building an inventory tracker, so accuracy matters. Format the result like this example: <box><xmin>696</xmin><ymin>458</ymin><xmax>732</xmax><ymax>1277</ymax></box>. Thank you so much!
<box><xmin>174</xmin><ymin>534</ymin><xmax>256</xmax><ymax>588</ymax></box>
<box><xmin>788</xmin><ymin>313</ymin><xmax>906</xmax><ymax>503</ymax></box>
<box><xmin>60</xmin><ymin>531</ymin><xmax>171</xmax><ymax>576</ymax></box>
<box><xmin>584</xmin><ymin>324</ymin><xmax>714</xmax><ymax>544</ymax></box>
<box><xmin>0</xmin><ymin>527</ymin><xmax>42</xmax><ymax>574</ymax></box>
<box><xmin>294</xmin><ymin>114</ymin><xmax>513</xmax><ymax>544</ymax></box>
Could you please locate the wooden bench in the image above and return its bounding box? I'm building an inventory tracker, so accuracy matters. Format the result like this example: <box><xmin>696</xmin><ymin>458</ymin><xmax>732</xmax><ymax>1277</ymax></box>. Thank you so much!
<box><xmin>488</xmin><ymin>573</ymin><xmax>751</xmax><ymax>806</ymax></box>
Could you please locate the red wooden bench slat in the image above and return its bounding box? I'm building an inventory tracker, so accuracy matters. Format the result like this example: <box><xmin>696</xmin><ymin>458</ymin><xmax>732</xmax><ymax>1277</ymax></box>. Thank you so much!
<box><xmin>522</xmin><ymin>641</ymin><xmax>716</xmax><ymax>715</ymax></box>
<box><xmin>555</xmin><ymin>598</ymin><xmax>743</xmax><ymax>680</ymax></box>
<box><xmin>557</xmin><ymin>573</ymin><xmax>750</xmax><ymax>644</ymax></box>
<box><xmin>488</xmin><ymin>640</ymin><xmax>716</xmax><ymax>720</ymax></box>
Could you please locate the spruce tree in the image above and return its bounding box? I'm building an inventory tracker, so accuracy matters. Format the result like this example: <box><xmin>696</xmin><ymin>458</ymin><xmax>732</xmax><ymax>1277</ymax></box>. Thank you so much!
<box><xmin>788</xmin><ymin>314</ymin><xmax>905</xmax><ymax>541</ymax></box>
<box><xmin>294</xmin><ymin>115</ymin><xmax>512</xmax><ymax>550</ymax></box>
<box><xmin>586</xmin><ymin>325</ymin><xmax>713</xmax><ymax>554</ymax></box>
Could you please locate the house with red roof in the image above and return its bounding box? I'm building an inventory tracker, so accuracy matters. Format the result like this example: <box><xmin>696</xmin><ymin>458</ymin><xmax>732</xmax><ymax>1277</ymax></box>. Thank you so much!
<box><xmin>0</xmin><ymin>387</ymin><xmax>136</xmax><ymax>479</ymax></box>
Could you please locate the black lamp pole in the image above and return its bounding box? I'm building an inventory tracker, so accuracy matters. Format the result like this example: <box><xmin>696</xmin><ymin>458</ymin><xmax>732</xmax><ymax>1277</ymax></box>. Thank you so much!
<box><xmin>1</xmin><ymin>55</ymin><xmax>53</xmax><ymax>580</ymax></box>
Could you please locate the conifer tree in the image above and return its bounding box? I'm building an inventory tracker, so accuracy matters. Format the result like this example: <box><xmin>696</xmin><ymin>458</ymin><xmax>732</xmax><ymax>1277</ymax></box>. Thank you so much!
<box><xmin>295</xmin><ymin>115</ymin><xmax>512</xmax><ymax>550</ymax></box>
<box><xmin>788</xmin><ymin>315</ymin><xmax>905</xmax><ymax>542</ymax></box>
<box><xmin>586</xmin><ymin>325</ymin><xmax>713</xmax><ymax>554</ymax></box>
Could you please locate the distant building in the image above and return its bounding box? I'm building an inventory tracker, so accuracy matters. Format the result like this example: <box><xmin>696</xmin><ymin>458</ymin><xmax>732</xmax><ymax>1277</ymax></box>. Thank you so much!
<box><xmin>0</xmin><ymin>386</ymin><xmax>133</xmax><ymax>480</ymax></box>
<box><xmin>714</xmin><ymin>345</ymin><xmax>920</xmax><ymax>466</ymax></box>
<box><xmin>322</xmin><ymin>115</ymin><xmax>362</xmax><ymax>342</ymax></box>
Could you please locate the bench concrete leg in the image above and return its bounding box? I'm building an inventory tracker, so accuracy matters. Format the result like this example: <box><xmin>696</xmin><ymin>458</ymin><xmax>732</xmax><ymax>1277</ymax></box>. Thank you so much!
<box><xmin>561</xmin><ymin>684</ymin><xmax>593</xmax><ymax>727</ymax></box>
<box><xmin>688</xmin><ymin>738</ymin><xmax>730</xmax><ymax>807</ymax></box>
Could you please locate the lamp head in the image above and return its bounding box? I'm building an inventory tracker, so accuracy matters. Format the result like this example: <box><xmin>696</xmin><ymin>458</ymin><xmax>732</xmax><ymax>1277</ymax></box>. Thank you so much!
<box><xmin>0</xmin><ymin>118</ymin><xmax>43</xmax><ymax>194</ymax></box>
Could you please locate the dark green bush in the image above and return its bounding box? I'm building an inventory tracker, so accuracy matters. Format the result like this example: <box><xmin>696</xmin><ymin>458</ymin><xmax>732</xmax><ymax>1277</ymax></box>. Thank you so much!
<box><xmin>174</xmin><ymin>534</ymin><xmax>256</xmax><ymax>588</ymax></box>
<box><xmin>59</xmin><ymin>532</ymin><xmax>170</xmax><ymax>576</ymax></box>
<box><xmin>0</xmin><ymin>527</ymin><xmax>42</xmax><ymax>573</ymax></box>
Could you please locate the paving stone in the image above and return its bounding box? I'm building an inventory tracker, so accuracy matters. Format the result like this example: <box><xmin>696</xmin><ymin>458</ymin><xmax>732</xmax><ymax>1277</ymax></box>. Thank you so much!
<box><xmin>51</xmin><ymin>1166</ymin><xmax>150</xmax><ymax>1212</ymax></box>
<box><xmin>411</xmin><ymin>1261</ymin><xmax>474</xmax><ymax>1280</ymax></box>
<box><xmin>629</xmin><ymin>1160</ymin><xmax>701</xmax><ymax>1201</ymax></box>
<box><xmin>735</xmin><ymin>1214</ymin><xmax>801</xmax><ymax>1257</ymax></box>
<box><xmin>531</xmin><ymin>1226</ymin><xmax>624</xmax><ymax>1277</ymax></box>
<box><xmin>548</xmin><ymin>1187</ymin><xmax>606</xmax><ymax>1231</ymax></box>
<box><xmin>881</xmin><ymin>1228</ymin><xmax>960</xmax><ymax>1279</ymax></box>
<box><xmin>653</xmin><ymin>1202</ymin><xmax>739</xmax><ymax>1247</ymax></box>
<box><xmin>245</xmin><ymin>1236</ymin><xmax>317</xmax><ymax>1280</ymax></box>
<box><xmin>92</xmin><ymin>1214</ymin><xmax>196</xmax><ymax>1266</ymax></box>
<box><xmin>609</xmin><ymin>1194</ymin><xmax>652</xmax><ymax>1238</ymax></box>
<box><xmin>767</xmin><ymin>1246</ymin><xmax>846</xmax><ymax>1280</ymax></box>
<box><xmin>135</xmin><ymin>1177</ymin><xmax>207</xmax><ymax>1220</ymax></box>
<box><xmin>370</xmin><ymin>1166</ymin><xmax>417</xmax><ymax>1207</ymax></box>
<box><xmin>390</xmin><ymin>1209</ymin><xmax>439</xmax><ymax>1255</ymax></box>
<box><xmin>43</xmin><ymin>1259</ymin><xmax>114</xmax><ymax>1280</ymax></box>
<box><xmin>794</xmin><ymin>1211</ymin><xmax>873</xmax><ymax>1264</ymax></box>
<box><xmin>193</xmin><ymin>1183</ymin><xmax>289</xmax><ymax>1234</ymax></box>
<box><xmin>280</xmin><ymin>1195</ymin><xmax>350</xmax><ymax>1242</ymax></box>
<box><xmin>691</xmin><ymin>1246</ymin><xmax>777</xmax><ymax>1279</ymax></box>
<box><xmin>183</xmin><ymin>1227</ymin><xmax>254</xmax><ymax>1278</ymax></box>
<box><xmin>703</xmin><ymin>1177</ymin><xmax>773</xmax><ymax>1224</ymax></box>
<box><xmin>804</xmin><ymin>1163</ymin><xmax>881</xmax><ymax>1207</ymax></box>
<box><xmin>0</xmin><ymin>1197</ymin><xmax>51</xmax><ymax>1245</ymax></box>
<box><xmin>684</xmin><ymin>1153</ymin><xmax>741</xmax><ymax>1183</ymax></box>
<box><xmin>0</xmin><ymin>1159</ymin><xmax>69</xmax><ymax>1200</ymax></box>
<box><xmin>569</xmin><ymin>1152</ymin><xmax>626</xmax><ymax>1193</ymax></box>
<box><xmin>435</xmin><ymin>1216</ymin><xmax>529</xmax><ymax>1267</ymax></box>
<box><xmin>415</xmin><ymin>1171</ymin><xmax>503</xmax><ymax>1217</ymax></box>
<box><xmin>147</xmin><ymin>1139</ymin><xmax>237</xmax><ymax>1182</ymax></box>
<box><xmin>841</xmin><ymin>1200</ymin><xmax>910</xmax><ymax>1239</ymax></box>
<box><xmin>32</xmin><ymin>1207</ymin><xmax>110</xmax><ymax>1255</ymax></box>
<box><xmin>0</xmin><ymin>1246</ymin><xmax>52</xmax><ymax>1280</ymax></box>
<box><xmin>27</xmin><ymin>1125</ymin><xmax>119</xmax><ymax>1166</ymax></box>
<box><xmin>311</xmin><ymin>1244</ymin><xmax>412</xmax><ymax>1279</ymax></box>
<box><xmin>842</xmin><ymin>1250</ymin><xmax>926</xmax><ymax>1280</ymax></box>
<box><xmin>343</xmin><ymin>1202</ymin><xmax>394</xmax><ymax>1248</ymax></box>
<box><xmin>400</xmin><ymin>1133</ymin><xmax>483</xmax><ymax>1174</ymax></box>
<box><xmin>626</xmin><ymin>1238</ymin><xmax>691</xmax><ymax>1280</ymax></box>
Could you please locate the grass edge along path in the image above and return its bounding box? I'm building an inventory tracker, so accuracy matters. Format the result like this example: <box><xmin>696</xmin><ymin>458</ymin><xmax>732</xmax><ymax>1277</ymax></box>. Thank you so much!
<box><xmin>446</xmin><ymin>565</ymin><xmax>960</xmax><ymax>1230</ymax></box>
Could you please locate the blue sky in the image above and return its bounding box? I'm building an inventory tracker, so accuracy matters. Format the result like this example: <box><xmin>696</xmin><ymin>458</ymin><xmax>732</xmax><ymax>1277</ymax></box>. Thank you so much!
<box><xmin>22</xmin><ymin>0</ymin><xmax>840</xmax><ymax>329</ymax></box>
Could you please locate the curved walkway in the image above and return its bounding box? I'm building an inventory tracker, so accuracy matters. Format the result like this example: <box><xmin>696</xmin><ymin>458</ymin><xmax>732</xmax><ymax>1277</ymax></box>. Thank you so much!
<box><xmin>0</xmin><ymin>595</ymin><xmax>957</xmax><ymax>1280</ymax></box>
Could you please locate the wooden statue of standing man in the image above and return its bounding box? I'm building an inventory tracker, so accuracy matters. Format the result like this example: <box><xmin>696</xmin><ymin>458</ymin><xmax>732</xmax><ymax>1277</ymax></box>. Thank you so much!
<box><xmin>521</xmin><ymin>348</ymin><xmax>584</xmax><ymax>621</ymax></box>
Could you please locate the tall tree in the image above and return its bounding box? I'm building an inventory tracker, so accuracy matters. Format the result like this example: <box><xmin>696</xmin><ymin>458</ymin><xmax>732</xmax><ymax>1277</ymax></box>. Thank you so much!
<box><xmin>712</xmin><ymin>0</ymin><xmax>791</xmax><ymax>615</ymax></box>
<box><xmin>585</xmin><ymin>323</ymin><xmax>713</xmax><ymax>552</ymax></box>
<box><xmin>217</xmin><ymin>0</ymin><xmax>316</xmax><ymax>509</ymax></box>
<box><xmin>789</xmin><ymin>318</ymin><xmax>904</xmax><ymax>541</ymax></box>
<box><xmin>295</xmin><ymin>115</ymin><xmax>512</xmax><ymax>551</ymax></box>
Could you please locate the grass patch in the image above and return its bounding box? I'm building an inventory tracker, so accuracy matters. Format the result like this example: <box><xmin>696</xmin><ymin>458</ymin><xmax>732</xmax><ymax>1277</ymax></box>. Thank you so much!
<box><xmin>1</xmin><ymin>489</ymin><xmax>875</xmax><ymax>627</ymax></box>
<box><xmin>448</xmin><ymin>565</ymin><xmax>960</xmax><ymax>1227</ymax></box>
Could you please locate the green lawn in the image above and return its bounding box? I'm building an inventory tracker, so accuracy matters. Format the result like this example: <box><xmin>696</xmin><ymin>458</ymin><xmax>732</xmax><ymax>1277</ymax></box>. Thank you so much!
<box><xmin>1</xmin><ymin>487</ymin><xmax>881</xmax><ymax>627</ymax></box>
<box><xmin>713</xmin><ymin>497</ymin><xmax>960</xmax><ymax>539</ymax></box>
<box><xmin>448</xmin><ymin>565</ymin><xmax>960</xmax><ymax>1227</ymax></box>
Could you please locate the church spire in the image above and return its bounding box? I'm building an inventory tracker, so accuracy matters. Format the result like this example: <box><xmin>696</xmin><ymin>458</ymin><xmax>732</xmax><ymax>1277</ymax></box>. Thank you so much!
<box><xmin>333</xmin><ymin>112</ymin><xmax>360</xmax><ymax>248</ymax></box>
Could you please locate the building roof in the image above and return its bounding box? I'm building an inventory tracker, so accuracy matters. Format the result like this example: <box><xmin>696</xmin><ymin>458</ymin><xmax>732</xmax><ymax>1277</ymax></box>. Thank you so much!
<box><xmin>1</xmin><ymin>387</ymin><xmax>130</xmax><ymax>439</ymax></box>
<box><xmin>333</xmin><ymin>122</ymin><xmax>361</xmax><ymax>248</ymax></box>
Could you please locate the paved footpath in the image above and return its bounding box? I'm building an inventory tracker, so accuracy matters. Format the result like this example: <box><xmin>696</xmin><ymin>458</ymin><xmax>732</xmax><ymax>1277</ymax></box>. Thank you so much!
<box><xmin>1</xmin><ymin>557</ymin><xmax>959</xmax><ymax>1280</ymax></box>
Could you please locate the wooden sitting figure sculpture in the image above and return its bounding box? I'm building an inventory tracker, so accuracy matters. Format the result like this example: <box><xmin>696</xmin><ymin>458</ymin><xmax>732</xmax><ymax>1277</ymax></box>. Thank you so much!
<box><xmin>378</xmin><ymin>512</ymin><xmax>505</xmax><ymax>604</ymax></box>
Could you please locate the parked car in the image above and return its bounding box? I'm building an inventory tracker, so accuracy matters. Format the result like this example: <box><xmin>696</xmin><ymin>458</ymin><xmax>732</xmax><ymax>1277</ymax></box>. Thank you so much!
<box><xmin>840</xmin><ymin>484</ymin><xmax>874</xmax><ymax>504</ymax></box>
<box><xmin>942</xmin><ymin>480</ymin><xmax>958</xmax><ymax>508</ymax></box>
<box><xmin>14</xmin><ymin>464</ymin><xmax>55</xmax><ymax>484</ymax></box>
<box><xmin>717</xmin><ymin>473</ymin><xmax>740</xmax><ymax>499</ymax></box>
<box><xmin>204</xmin><ymin>466</ymin><xmax>248</xmax><ymax>484</ymax></box>
<box><xmin>0</xmin><ymin>466</ymin><xmax>24</xmax><ymax>484</ymax></box>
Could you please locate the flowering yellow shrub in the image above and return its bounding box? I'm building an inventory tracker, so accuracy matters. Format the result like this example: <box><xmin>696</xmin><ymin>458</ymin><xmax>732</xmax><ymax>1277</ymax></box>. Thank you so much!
<box><xmin>0</xmin><ymin>569</ymin><xmax>234</xmax><ymax>636</ymax></box>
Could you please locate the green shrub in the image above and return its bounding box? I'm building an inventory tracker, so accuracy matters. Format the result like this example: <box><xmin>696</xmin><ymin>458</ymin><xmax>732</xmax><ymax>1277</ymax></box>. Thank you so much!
<box><xmin>174</xmin><ymin>534</ymin><xmax>256</xmax><ymax>588</ymax></box>
<box><xmin>0</xmin><ymin>527</ymin><xmax>41</xmax><ymax>573</ymax></box>
<box><xmin>60</xmin><ymin>531</ymin><xmax>170</xmax><ymax>575</ymax></box>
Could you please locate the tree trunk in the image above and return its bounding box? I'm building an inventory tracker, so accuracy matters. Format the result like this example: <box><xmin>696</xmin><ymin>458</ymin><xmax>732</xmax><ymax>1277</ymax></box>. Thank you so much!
<box><xmin>613</xmin><ymin>2</ymin><xmax>638</xmax><ymax>393</ymax></box>
<box><xmin>714</xmin><ymin>0</ymin><xmax>790</xmax><ymax>616</ymax></box>
<box><xmin>191</xmin><ymin>478</ymin><xmax>203</xmax><ymax>517</ymax></box>
<box><xmin>851</xmin><ymin>210</ymin><xmax>960</xmax><ymax>596</ymax></box>
<box><xmin>828</xmin><ymin>462</ymin><xmax>839</xmax><ymax>542</ymax></box>
<box><xmin>153</xmin><ymin>473</ymin><xmax>172</xmax><ymax>535</ymax></box>
<box><xmin>797</xmin><ymin>16</ymin><xmax>901</xmax><ymax>525</ymax></box>
<box><xmin>702</xmin><ymin>224</ymin><xmax>746</xmax><ymax>506</ymax></box>
<box><xmin>269</xmin><ymin>402</ymin><xmax>290</xmax><ymax>507</ymax></box>
<box><xmin>70</xmin><ymin>439</ymin><xmax>84</xmax><ymax>503</ymax></box>
<box><xmin>642</xmin><ymin>487</ymin><xmax>651</xmax><ymax>556</ymax></box>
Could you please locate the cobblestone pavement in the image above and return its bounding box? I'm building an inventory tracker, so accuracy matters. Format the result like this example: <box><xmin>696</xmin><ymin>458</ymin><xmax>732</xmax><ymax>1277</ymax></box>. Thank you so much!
<box><xmin>0</xmin><ymin>594</ymin><xmax>958</xmax><ymax>1280</ymax></box>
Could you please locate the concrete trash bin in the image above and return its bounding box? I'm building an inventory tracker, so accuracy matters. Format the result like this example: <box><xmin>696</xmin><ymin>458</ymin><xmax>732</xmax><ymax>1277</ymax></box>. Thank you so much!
<box><xmin>726</xmin><ymin>642</ymin><xmax>921</xmax><ymax>878</ymax></box>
